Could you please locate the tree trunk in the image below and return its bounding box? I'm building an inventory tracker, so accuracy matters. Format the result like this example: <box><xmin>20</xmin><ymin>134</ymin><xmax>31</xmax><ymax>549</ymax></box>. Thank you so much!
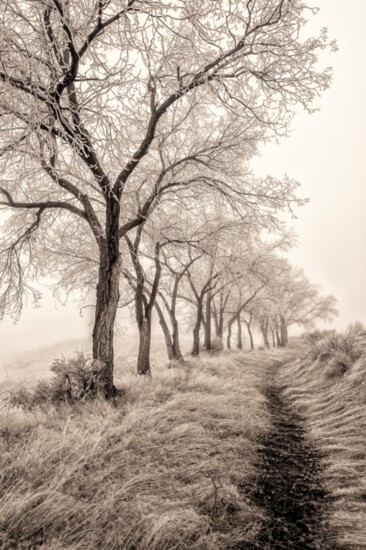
<box><xmin>92</xmin><ymin>211</ymin><xmax>120</xmax><ymax>398</ymax></box>
<box><xmin>213</xmin><ymin>295</ymin><xmax>225</xmax><ymax>337</ymax></box>
<box><xmin>275</xmin><ymin>326</ymin><xmax>281</xmax><ymax>347</ymax></box>
<box><xmin>204</xmin><ymin>292</ymin><xmax>213</xmax><ymax>351</ymax></box>
<box><xmin>227</xmin><ymin>315</ymin><xmax>236</xmax><ymax>349</ymax></box>
<box><xmin>137</xmin><ymin>315</ymin><xmax>152</xmax><ymax>375</ymax></box>
<box><xmin>154</xmin><ymin>300</ymin><xmax>174</xmax><ymax>361</ymax></box>
<box><xmin>246</xmin><ymin>323</ymin><xmax>254</xmax><ymax>350</ymax></box>
<box><xmin>191</xmin><ymin>298</ymin><xmax>203</xmax><ymax>356</ymax></box>
<box><xmin>237</xmin><ymin>315</ymin><xmax>243</xmax><ymax>349</ymax></box>
<box><xmin>172</xmin><ymin>319</ymin><xmax>184</xmax><ymax>361</ymax></box>
<box><xmin>127</xmin><ymin>234</ymin><xmax>162</xmax><ymax>375</ymax></box>
<box><xmin>260</xmin><ymin>320</ymin><xmax>270</xmax><ymax>349</ymax></box>
<box><xmin>271</xmin><ymin>329</ymin><xmax>276</xmax><ymax>347</ymax></box>
<box><xmin>212</xmin><ymin>297</ymin><xmax>225</xmax><ymax>350</ymax></box>
<box><xmin>170</xmin><ymin>278</ymin><xmax>184</xmax><ymax>361</ymax></box>
<box><xmin>218</xmin><ymin>306</ymin><xmax>224</xmax><ymax>338</ymax></box>
<box><xmin>280</xmin><ymin>316</ymin><xmax>288</xmax><ymax>347</ymax></box>
<box><xmin>212</xmin><ymin>299</ymin><xmax>220</xmax><ymax>336</ymax></box>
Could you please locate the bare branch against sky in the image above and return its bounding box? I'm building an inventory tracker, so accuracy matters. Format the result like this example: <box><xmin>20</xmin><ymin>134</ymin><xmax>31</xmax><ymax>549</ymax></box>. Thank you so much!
<box><xmin>0</xmin><ymin>0</ymin><xmax>364</xmax><ymax>362</ymax></box>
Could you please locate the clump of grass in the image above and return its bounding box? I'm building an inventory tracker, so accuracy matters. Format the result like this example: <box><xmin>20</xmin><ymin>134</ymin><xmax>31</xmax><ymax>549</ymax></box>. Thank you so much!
<box><xmin>279</xmin><ymin>331</ymin><xmax>366</xmax><ymax>549</ymax></box>
<box><xmin>306</xmin><ymin>329</ymin><xmax>365</xmax><ymax>370</ymax></box>
<box><xmin>302</xmin><ymin>328</ymin><xmax>336</xmax><ymax>344</ymax></box>
<box><xmin>0</xmin><ymin>349</ymin><xmax>293</xmax><ymax>549</ymax></box>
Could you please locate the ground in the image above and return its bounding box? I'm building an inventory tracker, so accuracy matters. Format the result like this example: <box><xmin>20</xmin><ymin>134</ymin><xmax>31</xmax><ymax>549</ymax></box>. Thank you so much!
<box><xmin>0</xmin><ymin>342</ymin><xmax>365</xmax><ymax>549</ymax></box>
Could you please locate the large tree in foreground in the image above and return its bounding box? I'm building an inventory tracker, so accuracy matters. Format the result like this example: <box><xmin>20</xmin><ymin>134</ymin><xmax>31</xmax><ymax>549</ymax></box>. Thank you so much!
<box><xmin>0</xmin><ymin>0</ymin><xmax>334</xmax><ymax>394</ymax></box>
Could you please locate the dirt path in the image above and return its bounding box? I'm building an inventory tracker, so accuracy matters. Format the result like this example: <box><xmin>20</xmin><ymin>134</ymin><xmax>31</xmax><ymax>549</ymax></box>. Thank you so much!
<box><xmin>240</xmin><ymin>366</ymin><xmax>342</xmax><ymax>550</ymax></box>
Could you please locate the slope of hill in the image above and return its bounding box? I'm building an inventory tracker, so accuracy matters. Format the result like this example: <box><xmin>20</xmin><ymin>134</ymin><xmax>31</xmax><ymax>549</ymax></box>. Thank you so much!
<box><xmin>0</xmin><ymin>350</ymin><xmax>293</xmax><ymax>549</ymax></box>
<box><xmin>0</xmin><ymin>332</ymin><xmax>181</xmax><ymax>385</ymax></box>
<box><xmin>1</xmin><ymin>339</ymin><xmax>364</xmax><ymax>549</ymax></box>
<box><xmin>279</xmin><ymin>333</ymin><xmax>366</xmax><ymax>548</ymax></box>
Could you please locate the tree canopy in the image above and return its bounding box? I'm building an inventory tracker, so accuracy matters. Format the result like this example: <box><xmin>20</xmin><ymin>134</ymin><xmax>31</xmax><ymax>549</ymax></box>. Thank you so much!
<box><xmin>0</xmin><ymin>0</ymin><xmax>336</xmax><ymax>393</ymax></box>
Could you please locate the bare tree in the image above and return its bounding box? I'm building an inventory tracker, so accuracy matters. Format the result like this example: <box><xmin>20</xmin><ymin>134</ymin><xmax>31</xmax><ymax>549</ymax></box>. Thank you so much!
<box><xmin>155</xmin><ymin>247</ymin><xmax>202</xmax><ymax>362</ymax></box>
<box><xmin>250</xmin><ymin>259</ymin><xmax>338</xmax><ymax>346</ymax></box>
<box><xmin>0</xmin><ymin>1</ymin><xmax>334</xmax><ymax>394</ymax></box>
<box><xmin>273</xmin><ymin>262</ymin><xmax>338</xmax><ymax>346</ymax></box>
<box><xmin>242</xmin><ymin>311</ymin><xmax>255</xmax><ymax>350</ymax></box>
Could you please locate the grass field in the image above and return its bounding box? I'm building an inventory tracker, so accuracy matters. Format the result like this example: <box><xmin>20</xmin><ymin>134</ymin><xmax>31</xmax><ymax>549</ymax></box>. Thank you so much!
<box><xmin>0</xmin><ymin>338</ymin><xmax>365</xmax><ymax>549</ymax></box>
<box><xmin>0</xmin><ymin>348</ymin><xmax>296</xmax><ymax>550</ymax></box>
<box><xmin>279</xmin><ymin>337</ymin><xmax>366</xmax><ymax>549</ymax></box>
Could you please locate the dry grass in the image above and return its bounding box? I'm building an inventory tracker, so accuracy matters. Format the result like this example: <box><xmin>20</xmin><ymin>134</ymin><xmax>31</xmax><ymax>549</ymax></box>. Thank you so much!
<box><xmin>0</xmin><ymin>349</ymin><xmax>293</xmax><ymax>550</ymax></box>
<box><xmin>279</xmin><ymin>338</ymin><xmax>366</xmax><ymax>549</ymax></box>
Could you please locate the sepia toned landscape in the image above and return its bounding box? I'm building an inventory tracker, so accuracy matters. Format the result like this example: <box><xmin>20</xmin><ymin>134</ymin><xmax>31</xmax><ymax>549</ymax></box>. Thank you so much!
<box><xmin>0</xmin><ymin>1</ymin><xmax>365</xmax><ymax>549</ymax></box>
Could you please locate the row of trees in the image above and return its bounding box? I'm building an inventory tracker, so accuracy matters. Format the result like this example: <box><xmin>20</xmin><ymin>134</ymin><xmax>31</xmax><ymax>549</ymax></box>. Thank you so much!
<box><xmin>0</xmin><ymin>0</ymin><xmax>336</xmax><ymax>395</ymax></box>
<box><xmin>116</xmin><ymin>211</ymin><xmax>337</xmax><ymax>373</ymax></box>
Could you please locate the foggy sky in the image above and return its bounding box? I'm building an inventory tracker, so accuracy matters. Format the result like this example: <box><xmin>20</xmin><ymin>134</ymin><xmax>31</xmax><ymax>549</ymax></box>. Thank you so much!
<box><xmin>252</xmin><ymin>0</ymin><xmax>366</xmax><ymax>332</ymax></box>
<box><xmin>1</xmin><ymin>1</ymin><xmax>365</xmax><ymax>359</ymax></box>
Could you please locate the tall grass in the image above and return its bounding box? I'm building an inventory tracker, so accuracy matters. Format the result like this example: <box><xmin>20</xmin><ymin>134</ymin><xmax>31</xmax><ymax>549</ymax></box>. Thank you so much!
<box><xmin>0</xmin><ymin>350</ymin><xmax>293</xmax><ymax>549</ymax></box>
<box><xmin>279</xmin><ymin>332</ymin><xmax>366</xmax><ymax>549</ymax></box>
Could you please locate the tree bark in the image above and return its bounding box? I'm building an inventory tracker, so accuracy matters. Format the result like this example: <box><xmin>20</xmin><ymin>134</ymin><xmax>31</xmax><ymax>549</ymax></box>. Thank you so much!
<box><xmin>275</xmin><ymin>326</ymin><xmax>281</xmax><ymax>347</ymax></box>
<box><xmin>280</xmin><ymin>315</ymin><xmax>288</xmax><ymax>347</ymax></box>
<box><xmin>246</xmin><ymin>323</ymin><xmax>254</xmax><ymax>350</ymax></box>
<box><xmin>213</xmin><ymin>294</ymin><xmax>225</xmax><ymax>337</ymax></box>
<box><xmin>260</xmin><ymin>319</ymin><xmax>270</xmax><ymax>349</ymax></box>
<box><xmin>227</xmin><ymin>315</ymin><xmax>236</xmax><ymax>349</ymax></box>
<box><xmin>204</xmin><ymin>291</ymin><xmax>213</xmax><ymax>351</ymax></box>
<box><xmin>218</xmin><ymin>308</ymin><xmax>224</xmax><ymax>338</ymax></box>
<box><xmin>172</xmin><ymin>320</ymin><xmax>183</xmax><ymax>361</ymax></box>
<box><xmin>237</xmin><ymin>315</ymin><xmax>243</xmax><ymax>349</ymax></box>
<box><xmin>191</xmin><ymin>298</ymin><xmax>203</xmax><ymax>356</ymax></box>
<box><xmin>92</xmin><ymin>203</ymin><xmax>120</xmax><ymax>397</ymax></box>
<box><xmin>170</xmin><ymin>277</ymin><xmax>184</xmax><ymax>361</ymax></box>
<box><xmin>212</xmin><ymin>299</ymin><xmax>220</xmax><ymax>336</ymax></box>
<box><xmin>271</xmin><ymin>329</ymin><xmax>276</xmax><ymax>347</ymax></box>
<box><xmin>154</xmin><ymin>300</ymin><xmax>174</xmax><ymax>361</ymax></box>
<box><xmin>126</xmin><ymin>232</ymin><xmax>161</xmax><ymax>375</ymax></box>
<box><xmin>157</xmin><ymin>280</ymin><xmax>184</xmax><ymax>362</ymax></box>
<box><xmin>137</xmin><ymin>315</ymin><xmax>152</xmax><ymax>375</ymax></box>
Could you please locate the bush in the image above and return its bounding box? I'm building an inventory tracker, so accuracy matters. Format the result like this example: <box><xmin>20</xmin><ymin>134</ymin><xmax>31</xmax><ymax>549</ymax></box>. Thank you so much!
<box><xmin>9</xmin><ymin>353</ymin><xmax>106</xmax><ymax>409</ymax></box>
<box><xmin>307</xmin><ymin>331</ymin><xmax>365</xmax><ymax>369</ymax></box>
<box><xmin>347</xmin><ymin>321</ymin><xmax>365</xmax><ymax>335</ymax></box>
<box><xmin>211</xmin><ymin>337</ymin><xmax>224</xmax><ymax>353</ymax></box>
<box><xmin>302</xmin><ymin>329</ymin><xmax>336</xmax><ymax>345</ymax></box>
<box><xmin>324</xmin><ymin>351</ymin><xmax>351</xmax><ymax>379</ymax></box>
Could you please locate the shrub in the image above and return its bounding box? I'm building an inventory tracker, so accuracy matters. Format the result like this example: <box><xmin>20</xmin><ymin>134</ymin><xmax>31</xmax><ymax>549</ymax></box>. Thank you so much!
<box><xmin>211</xmin><ymin>337</ymin><xmax>224</xmax><ymax>353</ymax></box>
<box><xmin>302</xmin><ymin>329</ymin><xmax>336</xmax><ymax>345</ymax></box>
<box><xmin>307</xmin><ymin>331</ymin><xmax>365</xmax><ymax>367</ymax></box>
<box><xmin>9</xmin><ymin>353</ymin><xmax>106</xmax><ymax>409</ymax></box>
<box><xmin>347</xmin><ymin>321</ymin><xmax>365</xmax><ymax>335</ymax></box>
<box><xmin>324</xmin><ymin>351</ymin><xmax>351</xmax><ymax>379</ymax></box>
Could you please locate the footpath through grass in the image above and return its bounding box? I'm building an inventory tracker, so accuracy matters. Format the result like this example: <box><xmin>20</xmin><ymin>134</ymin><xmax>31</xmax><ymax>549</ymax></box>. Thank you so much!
<box><xmin>0</xmin><ymin>349</ymin><xmax>294</xmax><ymax>550</ymax></box>
<box><xmin>279</xmin><ymin>340</ymin><xmax>366</xmax><ymax>549</ymax></box>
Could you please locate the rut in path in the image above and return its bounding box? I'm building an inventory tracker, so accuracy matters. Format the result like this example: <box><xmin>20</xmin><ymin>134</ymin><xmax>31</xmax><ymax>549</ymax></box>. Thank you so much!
<box><xmin>240</xmin><ymin>370</ymin><xmax>341</xmax><ymax>550</ymax></box>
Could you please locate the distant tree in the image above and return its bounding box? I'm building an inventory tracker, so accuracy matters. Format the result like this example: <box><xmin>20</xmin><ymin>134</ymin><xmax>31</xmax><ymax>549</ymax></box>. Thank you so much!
<box><xmin>242</xmin><ymin>311</ymin><xmax>255</xmax><ymax>350</ymax></box>
<box><xmin>123</xmin><ymin>207</ymin><xmax>206</xmax><ymax>372</ymax></box>
<box><xmin>224</xmin><ymin>236</ymin><xmax>292</xmax><ymax>349</ymax></box>
<box><xmin>0</xmin><ymin>0</ymin><xmax>335</xmax><ymax>394</ymax></box>
<box><xmin>182</xmin><ymin>253</ymin><xmax>220</xmax><ymax>357</ymax></box>
<box><xmin>265</xmin><ymin>260</ymin><xmax>338</xmax><ymax>346</ymax></box>
<box><xmin>155</xmin><ymin>246</ymin><xmax>202</xmax><ymax>363</ymax></box>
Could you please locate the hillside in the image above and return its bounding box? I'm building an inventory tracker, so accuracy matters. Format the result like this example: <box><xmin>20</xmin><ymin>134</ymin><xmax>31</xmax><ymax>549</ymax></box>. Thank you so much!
<box><xmin>0</xmin><ymin>339</ymin><xmax>365</xmax><ymax>549</ymax></box>
<box><xmin>0</xmin><ymin>332</ymin><xmax>181</xmax><ymax>385</ymax></box>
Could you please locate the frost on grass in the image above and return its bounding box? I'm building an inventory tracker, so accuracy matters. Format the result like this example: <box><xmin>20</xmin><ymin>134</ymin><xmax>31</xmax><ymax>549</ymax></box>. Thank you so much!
<box><xmin>280</xmin><ymin>332</ymin><xmax>366</xmax><ymax>549</ymax></box>
<box><xmin>0</xmin><ymin>351</ymin><xmax>289</xmax><ymax>549</ymax></box>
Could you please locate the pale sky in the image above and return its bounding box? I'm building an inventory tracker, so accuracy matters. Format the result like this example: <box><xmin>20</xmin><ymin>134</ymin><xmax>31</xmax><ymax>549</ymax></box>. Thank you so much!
<box><xmin>1</xmin><ymin>1</ymin><xmax>365</xmax><ymax>359</ymax></box>
<box><xmin>253</xmin><ymin>0</ymin><xmax>366</xmax><ymax>331</ymax></box>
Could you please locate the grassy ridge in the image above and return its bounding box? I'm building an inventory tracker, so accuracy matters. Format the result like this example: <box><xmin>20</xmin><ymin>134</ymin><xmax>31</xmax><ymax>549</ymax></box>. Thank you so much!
<box><xmin>279</xmin><ymin>341</ymin><xmax>366</xmax><ymax>549</ymax></box>
<box><xmin>0</xmin><ymin>350</ymin><xmax>292</xmax><ymax>550</ymax></box>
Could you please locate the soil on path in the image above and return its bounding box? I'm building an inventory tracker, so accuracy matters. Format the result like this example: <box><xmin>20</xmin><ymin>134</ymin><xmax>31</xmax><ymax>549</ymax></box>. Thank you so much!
<box><xmin>237</xmin><ymin>366</ymin><xmax>341</xmax><ymax>550</ymax></box>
